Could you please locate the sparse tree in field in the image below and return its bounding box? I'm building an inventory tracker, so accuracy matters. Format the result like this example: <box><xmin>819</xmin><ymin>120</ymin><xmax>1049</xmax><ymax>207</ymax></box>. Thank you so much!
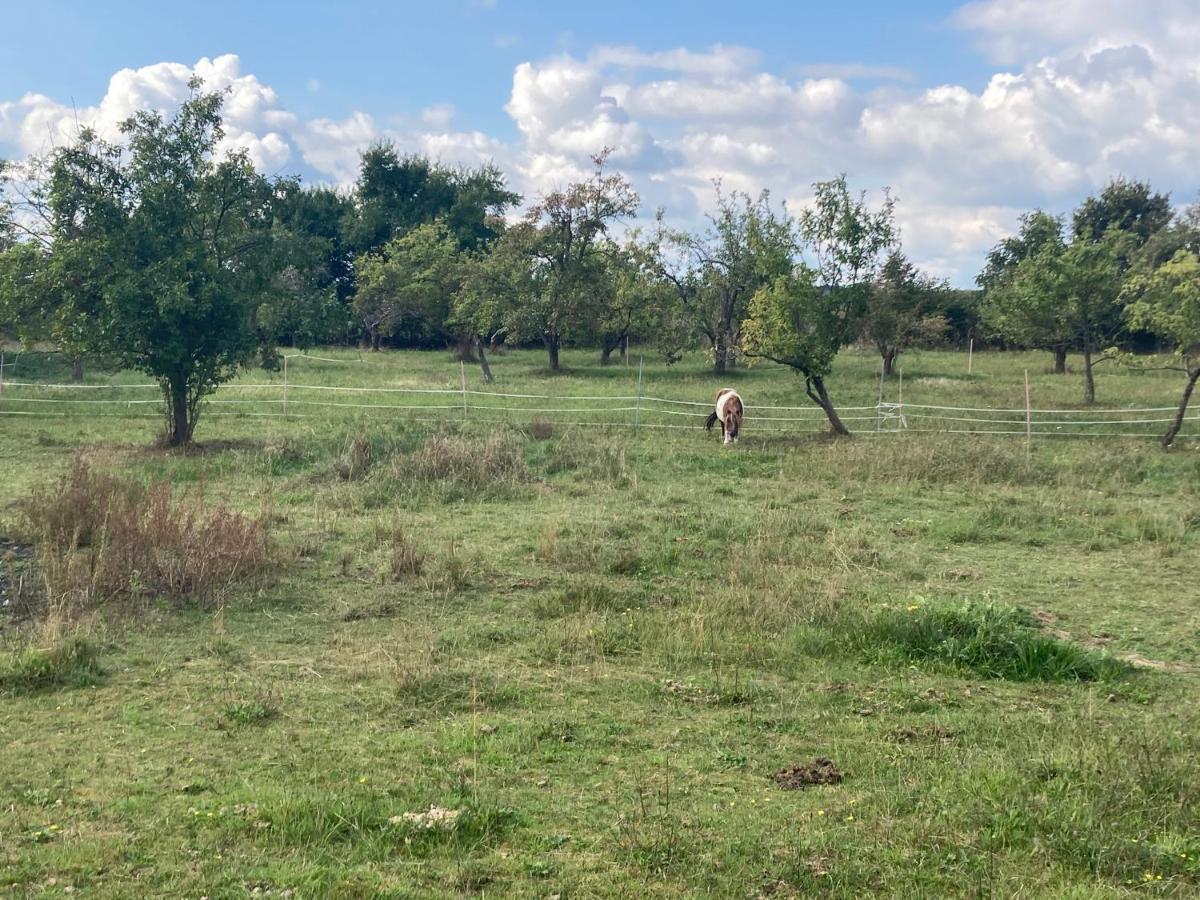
<box><xmin>741</xmin><ymin>265</ymin><xmax>861</xmax><ymax>435</ymax></box>
<box><xmin>987</xmin><ymin>224</ymin><xmax>1131</xmax><ymax>403</ymax></box>
<box><xmin>457</xmin><ymin>150</ymin><xmax>637</xmax><ymax>372</ymax></box>
<box><xmin>342</xmin><ymin>147</ymin><xmax>518</xmax><ymax>349</ymax></box>
<box><xmin>742</xmin><ymin>176</ymin><xmax>897</xmax><ymax>434</ymax></box>
<box><xmin>1122</xmin><ymin>248</ymin><xmax>1200</xmax><ymax>447</ymax></box>
<box><xmin>979</xmin><ymin>210</ymin><xmax>1072</xmax><ymax>372</ymax></box>
<box><xmin>595</xmin><ymin>231</ymin><xmax>693</xmax><ymax>365</ymax></box>
<box><xmin>353</xmin><ymin>220</ymin><xmax>462</xmax><ymax>351</ymax></box>
<box><xmin>453</xmin><ymin>235</ymin><xmax>530</xmax><ymax>382</ymax></box>
<box><xmin>799</xmin><ymin>175</ymin><xmax>897</xmax><ymax>292</ymax></box>
<box><xmin>667</xmin><ymin>186</ymin><xmax>794</xmax><ymax>375</ymax></box>
<box><xmin>863</xmin><ymin>251</ymin><xmax>949</xmax><ymax>376</ymax></box>
<box><xmin>40</xmin><ymin>81</ymin><xmax>279</xmax><ymax>446</ymax></box>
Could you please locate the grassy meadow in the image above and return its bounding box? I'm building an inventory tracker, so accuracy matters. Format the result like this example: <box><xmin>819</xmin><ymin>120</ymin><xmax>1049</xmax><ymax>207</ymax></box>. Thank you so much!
<box><xmin>1</xmin><ymin>346</ymin><xmax>1199</xmax><ymax>898</ymax></box>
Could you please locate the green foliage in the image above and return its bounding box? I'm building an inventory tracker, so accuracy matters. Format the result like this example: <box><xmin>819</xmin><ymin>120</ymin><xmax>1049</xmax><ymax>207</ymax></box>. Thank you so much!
<box><xmin>1124</xmin><ymin>249</ymin><xmax>1200</xmax><ymax>355</ymax></box>
<box><xmin>1072</xmin><ymin>177</ymin><xmax>1172</xmax><ymax>248</ymax></box>
<box><xmin>743</xmin><ymin>267</ymin><xmax>849</xmax><ymax>379</ymax></box>
<box><xmin>983</xmin><ymin>219</ymin><xmax>1132</xmax><ymax>401</ymax></box>
<box><xmin>798</xmin><ymin>174</ymin><xmax>897</xmax><ymax>289</ymax></box>
<box><xmin>847</xmin><ymin>603</ymin><xmax>1130</xmax><ymax>682</ymax></box>
<box><xmin>35</xmin><ymin>81</ymin><xmax>279</xmax><ymax>444</ymax></box>
<box><xmin>353</xmin><ymin>220</ymin><xmax>463</xmax><ymax>348</ymax></box>
<box><xmin>0</xmin><ymin>635</ymin><xmax>103</xmax><ymax>695</ymax></box>
<box><xmin>977</xmin><ymin>209</ymin><xmax>1064</xmax><ymax>293</ymax></box>
<box><xmin>863</xmin><ymin>251</ymin><xmax>949</xmax><ymax>373</ymax></box>
<box><xmin>346</xmin><ymin>145</ymin><xmax>517</xmax><ymax>256</ymax></box>
<box><xmin>457</xmin><ymin>150</ymin><xmax>638</xmax><ymax>370</ymax></box>
<box><xmin>667</xmin><ymin>186</ymin><xmax>796</xmax><ymax>373</ymax></box>
<box><xmin>742</xmin><ymin>175</ymin><xmax>897</xmax><ymax>432</ymax></box>
<box><xmin>259</xmin><ymin>181</ymin><xmax>355</xmax><ymax>348</ymax></box>
<box><xmin>1123</xmin><ymin>248</ymin><xmax>1200</xmax><ymax>445</ymax></box>
<box><xmin>596</xmin><ymin>232</ymin><xmax>691</xmax><ymax>364</ymax></box>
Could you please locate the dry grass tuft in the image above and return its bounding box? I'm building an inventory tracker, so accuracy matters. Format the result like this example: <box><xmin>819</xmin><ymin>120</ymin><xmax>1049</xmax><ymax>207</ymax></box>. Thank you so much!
<box><xmin>394</xmin><ymin>430</ymin><xmax>528</xmax><ymax>490</ymax></box>
<box><xmin>335</xmin><ymin>434</ymin><xmax>374</xmax><ymax>481</ymax></box>
<box><xmin>21</xmin><ymin>457</ymin><xmax>271</xmax><ymax>611</ymax></box>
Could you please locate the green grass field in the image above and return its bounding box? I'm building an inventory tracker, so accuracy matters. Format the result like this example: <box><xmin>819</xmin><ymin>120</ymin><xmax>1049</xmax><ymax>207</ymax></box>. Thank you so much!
<box><xmin>2</xmin><ymin>347</ymin><xmax>1198</xmax><ymax>898</ymax></box>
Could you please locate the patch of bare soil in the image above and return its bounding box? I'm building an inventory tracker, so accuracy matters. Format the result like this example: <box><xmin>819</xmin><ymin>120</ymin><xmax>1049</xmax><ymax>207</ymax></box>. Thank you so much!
<box><xmin>1118</xmin><ymin>652</ymin><xmax>1193</xmax><ymax>673</ymax></box>
<box><xmin>0</xmin><ymin>537</ymin><xmax>38</xmax><ymax>619</ymax></box>
<box><xmin>1031</xmin><ymin>610</ymin><xmax>1193</xmax><ymax>673</ymax></box>
<box><xmin>891</xmin><ymin>724</ymin><xmax>956</xmax><ymax>744</ymax></box>
<box><xmin>773</xmin><ymin>757</ymin><xmax>845</xmax><ymax>789</ymax></box>
<box><xmin>662</xmin><ymin>679</ymin><xmax>718</xmax><ymax>704</ymax></box>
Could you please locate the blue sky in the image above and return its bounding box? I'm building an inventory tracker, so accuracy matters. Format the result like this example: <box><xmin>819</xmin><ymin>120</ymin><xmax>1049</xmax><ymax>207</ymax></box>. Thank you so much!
<box><xmin>2</xmin><ymin>0</ymin><xmax>1197</xmax><ymax>285</ymax></box>
<box><xmin>3</xmin><ymin>1</ymin><xmax>987</xmax><ymax>136</ymax></box>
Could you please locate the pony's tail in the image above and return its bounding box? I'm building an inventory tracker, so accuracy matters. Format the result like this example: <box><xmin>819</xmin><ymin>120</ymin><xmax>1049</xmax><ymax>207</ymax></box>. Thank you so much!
<box><xmin>704</xmin><ymin>411</ymin><xmax>719</xmax><ymax>432</ymax></box>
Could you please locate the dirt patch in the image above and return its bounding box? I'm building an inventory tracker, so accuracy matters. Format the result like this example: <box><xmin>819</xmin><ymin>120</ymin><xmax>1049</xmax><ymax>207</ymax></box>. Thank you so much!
<box><xmin>891</xmin><ymin>724</ymin><xmax>956</xmax><ymax>744</ymax></box>
<box><xmin>0</xmin><ymin>537</ymin><xmax>38</xmax><ymax>619</ymax></box>
<box><xmin>662</xmin><ymin>680</ymin><xmax>718</xmax><ymax>704</ymax></box>
<box><xmin>772</xmin><ymin>758</ymin><xmax>845</xmax><ymax>789</ymax></box>
<box><xmin>1118</xmin><ymin>652</ymin><xmax>1193</xmax><ymax>673</ymax></box>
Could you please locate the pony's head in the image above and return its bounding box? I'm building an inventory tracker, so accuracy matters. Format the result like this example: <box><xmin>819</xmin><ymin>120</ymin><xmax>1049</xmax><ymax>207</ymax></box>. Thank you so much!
<box><xmin>724</xmin><ymin>395</ymin><xmax>743</xmax><ymax>442</ymax></box>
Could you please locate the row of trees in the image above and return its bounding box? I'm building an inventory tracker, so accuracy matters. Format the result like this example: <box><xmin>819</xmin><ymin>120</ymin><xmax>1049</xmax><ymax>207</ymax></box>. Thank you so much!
<box><xmin>2</xmin><ymin>84</ymin><xmax>1197</xmax><ymax>446</ymax></box>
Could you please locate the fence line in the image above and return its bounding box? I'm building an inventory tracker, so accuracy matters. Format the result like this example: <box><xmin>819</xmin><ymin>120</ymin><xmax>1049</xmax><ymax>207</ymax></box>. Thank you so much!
<box><xmin>0</xmin><ymin>375</ymin><xmax>1192</xmax><ymax>441</ymax></box>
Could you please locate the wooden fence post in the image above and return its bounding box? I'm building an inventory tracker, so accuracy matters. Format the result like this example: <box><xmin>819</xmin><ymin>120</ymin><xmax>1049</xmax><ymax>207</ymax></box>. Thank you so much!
<box><xmin>461</xmin><ymin>361</ymin><xmax>468</xmax><ymax>422</ymax></box>
<box><xmin>1024</xmin><ymin>368</ymin><xmax>1032</xmax><ymax>459</ymax></box>
<box><xmin>634</xmin><ymin>356</ymin><xmax>644</xmax><ymax>429</ymax></box>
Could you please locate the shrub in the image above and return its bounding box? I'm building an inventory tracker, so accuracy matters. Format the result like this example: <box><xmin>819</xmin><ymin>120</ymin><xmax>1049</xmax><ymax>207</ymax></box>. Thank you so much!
<box><xmin>21</xmin><ymin>457</ymin><xmax>270</xmax><ymax>610</ymax></box>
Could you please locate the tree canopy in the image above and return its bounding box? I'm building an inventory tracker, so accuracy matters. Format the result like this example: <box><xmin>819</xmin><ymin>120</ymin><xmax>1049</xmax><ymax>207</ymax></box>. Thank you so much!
<box><xmin>36</xmin><ymin>81</ymin><xmax>279</xmax><ymax>445</ymax></box>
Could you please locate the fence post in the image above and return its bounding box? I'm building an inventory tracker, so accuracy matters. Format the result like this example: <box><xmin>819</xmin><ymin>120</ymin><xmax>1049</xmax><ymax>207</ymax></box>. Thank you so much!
<box><xmin>876</xmin><ymin>369</ymin><xmax>884</xmax><ymax>431</ymax></box>
<box><xmin>967</xmin><ymin>337</ymin><xmax>974</xmax><ymax>375</ymax></box>
<box><xmin>897</xmin><ymin>369</ymin><xmax>906</xmax><ymax>430</ymax></box>
<box><xmin>282</xmin><ymin>354</ymin><xmax>289</xmax><ymax>418</ymax></box>
<box><xmin>460</xmin><ymin>361</ymin><xmax>468</xmax><ymax>422</ymax></box>
<box><xmin>0</xmin><ymin>349</ymin><xmax>5</xmax><ymax>397</ymax></box>
<box><xmin>1024</xmin><ymin>368</ymin><xmax>1032</xmax><ymax>458</ymax></box>
<box><xmin>634</xmin><ymin>356</ymin><xmax>644</xmax><ymax>429</ymax></box>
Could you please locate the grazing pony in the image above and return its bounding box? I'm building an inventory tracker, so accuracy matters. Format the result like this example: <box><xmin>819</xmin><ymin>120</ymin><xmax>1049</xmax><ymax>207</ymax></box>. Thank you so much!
<box><xmin>704</xmin><ymin>388</ymin><xmax>744</xmax><ymax>445</ymax></box>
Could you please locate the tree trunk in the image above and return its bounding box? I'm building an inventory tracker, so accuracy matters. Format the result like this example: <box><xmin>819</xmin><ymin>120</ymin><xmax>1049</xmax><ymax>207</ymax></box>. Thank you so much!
<box><xmin>600</xmin><ymin>333</ymin><xmax>622</xmax><ymax>365</ymax></box>
<box><xmin>806</xmin><ymin>375</ymin><xmax>851</xmax><ymax>437</ymax></box>
<box><xmin>71</xmin><ymin>357</ymin><xmax>84</xmax><ymax>381</ymax></box>
<box><xmin>1162</xmin><ymin>367</ymin><xmax>1200</xmax><ymax>448</ymax></box>
<box><xmin>1053</xmin><ymin>346</ymin><xmax>1068</xmax><ymax>374</ymax></box>
<box><xmin>454</xmin><ymin>335</ymin><xmax>477</xmax><ymax>363</ymax></box>
<box><xmin>476</xmin><ymin>337</ymin><xmax>494</xmax><ymax>384</ymax></box>
<box><xmin>1082</xmin><ymin>347</ymin><xmax>1095</xmax><ymax>405</ymax></box>
<box><xmin>165</xmin><ymin>377</ymin><xmax>193</xmax><ymax>447</ymax></box>
<box><xmin>713</xmin><ymin>328</ymin><xmax>730</xmax><ymax>375</ymax></box>
<box><xmin>370</xmin><ymin>329</ymin><xmax>381</xmax><ymax>352</ymax></box>
<box><xmin>546</xmin><ymin>336</ymin><xmax>561</xmax><ymax>372</ymax></box>
<box><xmin>882</xmin><ymin>347</ymin><xmax>897</xmax><ymax>377</ymax></box>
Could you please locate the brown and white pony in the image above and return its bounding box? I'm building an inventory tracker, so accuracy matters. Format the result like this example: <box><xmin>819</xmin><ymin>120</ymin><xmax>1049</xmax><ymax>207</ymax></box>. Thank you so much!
<box><xmin>704</xmin><ymin>388</ymin><xmax>744</xmax><ymax>444</ymax></box>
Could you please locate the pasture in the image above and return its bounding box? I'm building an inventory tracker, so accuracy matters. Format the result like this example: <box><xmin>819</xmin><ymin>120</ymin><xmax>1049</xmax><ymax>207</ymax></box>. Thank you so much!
<box><xmin>1</xmin><ymin>347</ymin><xmax>1198</xmax><ymax>898</ymax></box>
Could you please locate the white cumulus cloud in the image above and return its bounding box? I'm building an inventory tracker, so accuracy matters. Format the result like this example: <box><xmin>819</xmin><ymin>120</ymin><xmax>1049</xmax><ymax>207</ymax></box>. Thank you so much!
<box><xmin>3</xmin><ymin>2</ymin><xmax>1199</xmax><ymax>284</ymax></box>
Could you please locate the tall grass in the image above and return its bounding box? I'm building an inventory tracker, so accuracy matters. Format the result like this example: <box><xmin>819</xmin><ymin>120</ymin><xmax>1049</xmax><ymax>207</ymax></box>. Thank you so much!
<box><xmin>841</xmin><ymin>602</ymin><xmax>1130</xmax><ymax>682</ymax></box>
<box><xmin>21</xmin><ymin>456</ymin><xmax>271</xmax><ymax>610</ymax></box>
